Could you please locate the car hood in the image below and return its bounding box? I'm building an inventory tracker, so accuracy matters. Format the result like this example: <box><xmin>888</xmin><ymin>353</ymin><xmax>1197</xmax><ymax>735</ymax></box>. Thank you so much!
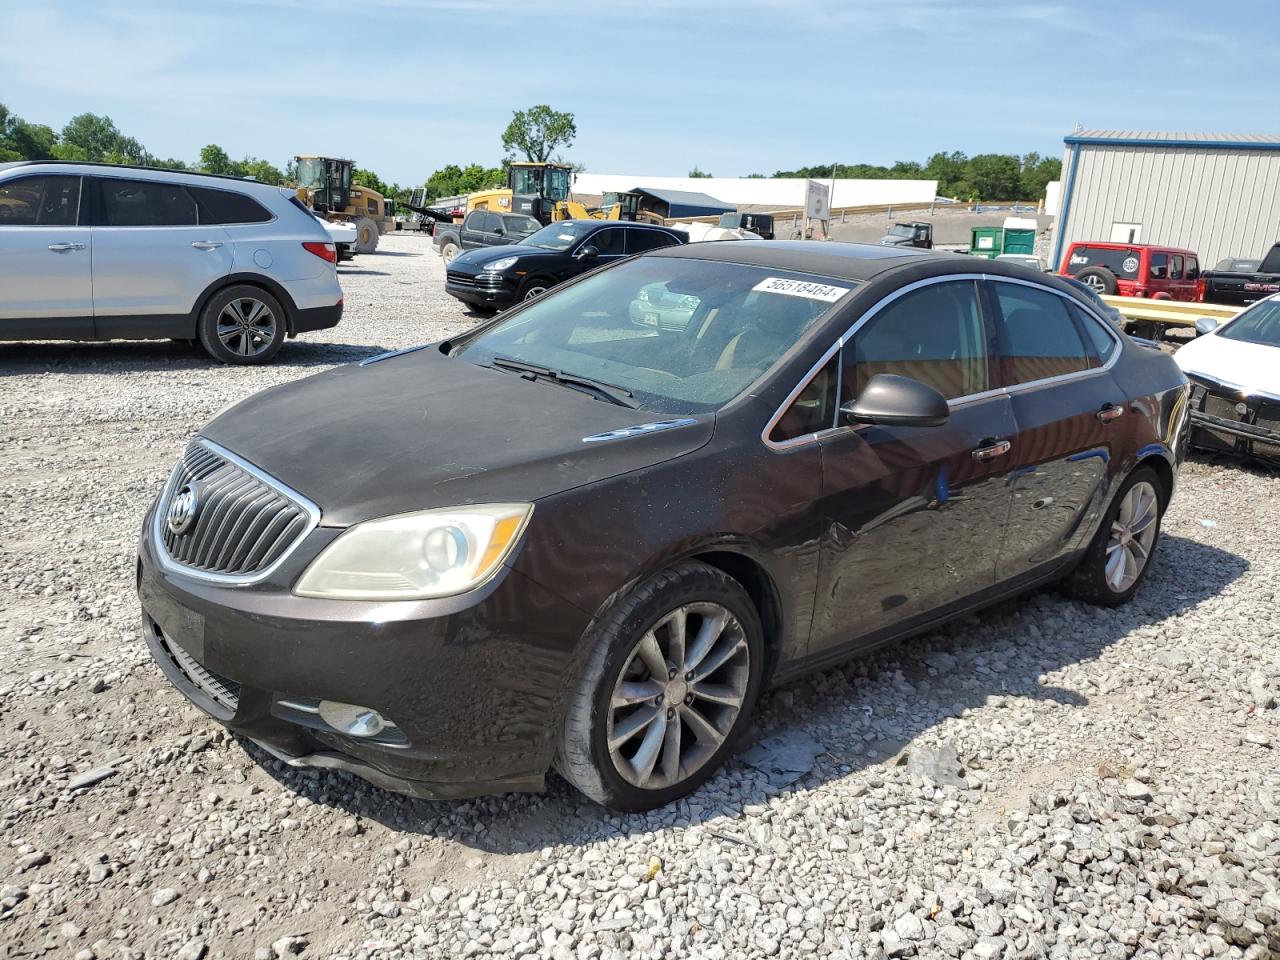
<box><xmin>201</xmin><ymin>347</ymin><xmax>713</xmax><ymax>527</ymax></box>
<box><xmin>876</xmin><ymin>234</ymin><xmax>912</xmax><ymax>246</ymax></box>
<box><xmin>451</xmin><ymin>244</ymin><xmax>558</xmax><ymax>269</ymax></box>
<box><xmin>1174</xmin><ymin>333</ymin><xmax>1280</xmax><ymax>395</ymax></box>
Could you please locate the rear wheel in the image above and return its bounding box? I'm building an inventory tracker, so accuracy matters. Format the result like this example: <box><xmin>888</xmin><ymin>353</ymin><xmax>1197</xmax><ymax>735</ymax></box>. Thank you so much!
<box><xmin>1076</xmin><ymin>267</ymin><xmax>1117</xmax><ymax>295</ymax></box>
<box><xmin>556</xmin><ymin>562</ymin><xmax>764</xmax><ymax>811</ymax></box>
<box><xmin>440</xmin><ymin>241</ymin><xmax>460</xmax><ymax>263</ymax></box>
<box><xmin>1065</xmin><ymin>467</ymin><xmax>1164</xmax><ymax>606</ymax></box>
<box><xmin>196</xmin><ymin>285</ymin><xmax>286</xmax><ymax>365</ymax></box>
<box><xmin>353</xmin><ymin>216</ymin><xmax>379</xmax><ymax>254</ymax></box>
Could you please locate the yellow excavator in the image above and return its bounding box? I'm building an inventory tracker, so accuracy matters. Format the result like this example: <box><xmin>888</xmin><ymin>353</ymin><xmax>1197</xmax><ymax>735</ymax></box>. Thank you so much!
<box><xmin>462</xmin><ymin>162</ymin><xmax>660</xmax><ymax>225</ymax></box>
<box><xmin>294</xmin><ymin>156</ymin><xmax>394</xmax><ymax>253</ymax></box>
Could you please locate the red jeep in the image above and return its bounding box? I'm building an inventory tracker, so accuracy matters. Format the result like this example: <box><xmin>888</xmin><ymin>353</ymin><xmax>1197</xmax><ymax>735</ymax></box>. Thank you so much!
<box><xmin>1060</xmin><ymin>242</ymin><xmax>1202</xmax><ymax>300</ymax></box>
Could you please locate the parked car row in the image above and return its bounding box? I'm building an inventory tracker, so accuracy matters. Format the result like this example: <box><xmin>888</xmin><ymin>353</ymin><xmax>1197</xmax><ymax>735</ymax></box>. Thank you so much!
<box><xmin>0</xmin><ymin>161</ymin><xmax>344</xmax><ymax>364</ymax></box>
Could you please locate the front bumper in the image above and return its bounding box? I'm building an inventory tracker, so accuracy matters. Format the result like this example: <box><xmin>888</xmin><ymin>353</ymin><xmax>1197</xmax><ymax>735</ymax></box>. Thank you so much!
<box><xmin>136</xmin><ymin>518</ymin><xmax>590</xmax><ymax>800</ymax></box>
<box><xmin>1187</xmin><ymin>380</ymin><xmax>1280</xmax><ymax>462</ymax></box>
<box><xmin>445</xmin><ymin>269</ymin><xmax>518</xmax><ymax>308</ymax></box>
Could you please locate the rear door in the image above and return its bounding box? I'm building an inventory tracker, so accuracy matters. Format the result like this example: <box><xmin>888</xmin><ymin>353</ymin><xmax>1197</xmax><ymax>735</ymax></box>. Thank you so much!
<box><xmin>459</xmin><ymin>211</ymin><xmax>488</xmax><ymax>250</ymax></box>
<box><xmin>626</xmin><ymin>229</ymin><xmax>682</xmax><ymax>254</ymax></box>
<box><xmin>809</xmin><ymin>278</ymin><xmax>1018</xmax><ymax>655</ymax></box>
<box><xmin>88</xmin><ymin>176</ymin><xmax>232</xmax><ymax>337</ymax></box>
<box><xmin>0</xmin><ymin>174</ymin><xmax>92</xmax><ymax>337</ymax></box>
<box><xmin>985</xmin><ymin>279</ymin><xmax>1124</xmax><ymax>580</ymax></box>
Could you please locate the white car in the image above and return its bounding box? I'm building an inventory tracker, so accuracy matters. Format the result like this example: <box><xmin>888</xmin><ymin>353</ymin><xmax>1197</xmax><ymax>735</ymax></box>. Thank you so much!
<box><xmin>315</xmin><ymin>216</ymin><xmax>358</xmax><ymax>262</ymax></box>
<box><xmin>0</xmin><ymin>161</ymin><xmax>344</xmax><ymax>364</ymax></box>
<box><xmin>1173</xmin><ymin>293</ymin><xmax>1280</xmax><ymax>461</ymax></box>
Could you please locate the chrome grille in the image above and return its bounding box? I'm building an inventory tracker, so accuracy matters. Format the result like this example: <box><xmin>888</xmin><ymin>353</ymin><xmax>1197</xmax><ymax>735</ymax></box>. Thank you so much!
<box><xmin>155</xmin><ymin>439</ymin><xmax>320</xmax><ymax>583</ymax></box>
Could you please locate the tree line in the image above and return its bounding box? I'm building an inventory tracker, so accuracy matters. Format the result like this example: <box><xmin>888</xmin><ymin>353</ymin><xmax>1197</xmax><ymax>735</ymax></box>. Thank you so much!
<box><xmin>0</xmin><ymin>102</ymin><xmax>402</xmax><ymax>198</ymax></box>
<box><xmin>771</xmin><ymin>152</ymin><xmax>1061</xmax><ymax>201</ymax></box>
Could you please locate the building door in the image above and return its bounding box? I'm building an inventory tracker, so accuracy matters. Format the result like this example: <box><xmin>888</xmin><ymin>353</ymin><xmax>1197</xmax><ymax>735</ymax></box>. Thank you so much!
<box><xmin>1109</xmin><ymin>222</ymin><xmax>1142</xmax><ymax>243</ymax></box>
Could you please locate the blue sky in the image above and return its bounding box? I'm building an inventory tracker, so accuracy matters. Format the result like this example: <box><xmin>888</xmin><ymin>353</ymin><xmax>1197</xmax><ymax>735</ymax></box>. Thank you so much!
<box><xmin>1</xmin><ymin>1</ymin><xmax>1274</xmax><ymax>186</ymax></box>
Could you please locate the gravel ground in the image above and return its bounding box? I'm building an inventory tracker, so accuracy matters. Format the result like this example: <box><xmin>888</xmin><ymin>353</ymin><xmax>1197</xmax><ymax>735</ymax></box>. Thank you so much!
<box><xmin>1</xmin><ymin>232</ymin><xmax>1277</xmax><ymax>960</ymax></box>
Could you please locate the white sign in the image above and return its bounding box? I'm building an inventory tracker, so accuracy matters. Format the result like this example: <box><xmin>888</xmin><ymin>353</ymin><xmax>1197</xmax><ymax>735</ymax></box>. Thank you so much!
<box><xmin>753</xmin><ymin>277</ymin><xmax>849</xmax><ymax>302</ymax></box>
<box><xmin>804</xmin><ymin>180</ymin><xmax>831</xmax><ymax>222</ymax></box>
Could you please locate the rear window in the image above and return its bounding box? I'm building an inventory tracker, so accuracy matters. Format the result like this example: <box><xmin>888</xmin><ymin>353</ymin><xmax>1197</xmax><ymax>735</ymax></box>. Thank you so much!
<box><xmin>189</xmin><ymin>186</ymin><xmax>272</xmax><ymax>224</ymax></box>
<box><xmin>1064</xmin><ymin>246</ymin><xmax>1141</xmax><ymax>279</ymax></box>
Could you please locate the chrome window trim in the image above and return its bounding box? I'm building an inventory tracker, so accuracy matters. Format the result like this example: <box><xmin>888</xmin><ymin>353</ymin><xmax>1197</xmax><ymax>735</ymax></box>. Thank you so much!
<box><xmin>151</xmin><ymin>436</ymin><xmax>322</xmax><ymax>586</ymax></box>
<box><xmin>762</xmin><ymin>273</ymin><xmax>1124</xmax><ymax>452</ymax></box>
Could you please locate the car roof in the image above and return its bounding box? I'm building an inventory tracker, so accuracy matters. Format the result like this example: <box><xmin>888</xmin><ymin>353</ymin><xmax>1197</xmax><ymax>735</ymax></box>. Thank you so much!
<box><xmin>646</xmin><ymin>239</ymin><xmax>966</xmax><ymax>282</ymax></box>
<box><xmin>1067</xmin><ymin>240</ymin><xmax>1198</xmax><ymax>256</ymax></box>
<box><xmin>0</xmin><ymin>160</ymin><xmax>292</xmax><ymax>199</ymax></box>
<box><xmin>560</xmin><ymin>219</ymin><xmax>681</xmax><ymax>232</ymax></box>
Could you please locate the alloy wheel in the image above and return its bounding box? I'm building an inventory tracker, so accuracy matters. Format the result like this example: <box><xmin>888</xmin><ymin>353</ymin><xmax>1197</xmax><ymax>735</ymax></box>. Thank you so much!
<box><xmin>1105</xmin><ymin>480</ymin><xmax>1159</xmax><ymax>592</ymax></box>
<box><xmin>1083</xmin><ymin>274</ymin><xmax>1107</xmax><ymax>293</ymax></box>
<box><xmin>216</xmin><ymin>298</ymin><xmax>277</xmax><ymax>358</ymax></box>
<box><xmin>606</xmin><ymin>602</ymin><xmax>750</xmax><ymax>791</ymax></box>
<box><xmin>523</xmin><ymin>285</ymin><xmax>547</xmax><ymax>301</ymax></box>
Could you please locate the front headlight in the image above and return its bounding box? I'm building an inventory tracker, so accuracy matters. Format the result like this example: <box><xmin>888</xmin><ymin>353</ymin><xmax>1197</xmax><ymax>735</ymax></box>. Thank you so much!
<box><xmin>483</xmin><ymin>256</ymin><xmax>519</xmax><ymax>272</ymax></box>
<box><xmin>294</xmin><ymin>503</ymin><xmax>533</xmax><ymax>600</ymax></box>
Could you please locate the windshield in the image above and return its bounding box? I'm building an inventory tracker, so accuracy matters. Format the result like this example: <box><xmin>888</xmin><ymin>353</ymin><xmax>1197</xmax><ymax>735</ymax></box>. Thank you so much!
<box><xmin>452</xmin><ymin>257</ymin><xmax>854</xmax><ymax>414</ymax></box>
<box><xmin>1218</xmin><ymin>299</ymin><xmax>1280</xmax><ymax>348</ymax></box>
<box><xmin>296</xmin><ymin>158</ymin><xmax>326</xmax><ymax>191</ymax></box>
<box><xmin>889</xmin><ymin>224</ymin><xmax>915</xmax><ymax>238</ymax></box>
<box><xmin>521</xmin><ymin>222</ymin><xmax>594</xmax><ymax>251</ymax></box>
<box><xmin>1214</xmin><ymin>258</ymin><xmax>1262</xmax><ymax>272</ymax></box>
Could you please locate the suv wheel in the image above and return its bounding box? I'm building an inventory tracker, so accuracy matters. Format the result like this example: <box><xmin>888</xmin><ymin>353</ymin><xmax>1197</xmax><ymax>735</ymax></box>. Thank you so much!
<box><xmin>556</xmin><ymin>562</ymin><xmax>764</xmax><ymax>811</ymax></box>
<box><xmin>1076</xmin><ymin>267</ymin><xmax>1118</xmax><ymax>295</ymax></box>
<box><xmin>197</xmin><ymin>286</ymin><xmax>287</xmax><ymax>365</ymax></box>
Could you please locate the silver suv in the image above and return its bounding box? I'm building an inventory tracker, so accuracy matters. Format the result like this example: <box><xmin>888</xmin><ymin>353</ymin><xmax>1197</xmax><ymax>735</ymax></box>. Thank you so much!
<box><xmin>0</xmin><ymin>161</ymin><xmax>344</xmax><ymax>364</ymax></box>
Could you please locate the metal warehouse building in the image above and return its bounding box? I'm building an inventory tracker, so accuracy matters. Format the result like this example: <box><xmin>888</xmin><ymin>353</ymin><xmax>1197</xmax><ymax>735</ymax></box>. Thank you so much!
<box><xmin>1051</xmin><ymin>131</ymin><xmax>1280</xmax><ymax>271</ymax></box>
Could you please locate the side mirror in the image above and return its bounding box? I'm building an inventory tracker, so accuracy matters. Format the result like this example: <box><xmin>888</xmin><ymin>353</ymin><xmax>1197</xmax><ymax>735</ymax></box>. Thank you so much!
<box><xmin>1194</xmin><ymin>317</ymin><xmax>1221</xmax><ymax>336</ymax></box>
<box><xmin>574</xmin><ymin>244</ymin><xmax>599</xmax><ymax>261</ymax></box>
<box><xmin>841</xmin><ymin>373</ymin><xmax>949</xmax><ymax>428</ymax></box>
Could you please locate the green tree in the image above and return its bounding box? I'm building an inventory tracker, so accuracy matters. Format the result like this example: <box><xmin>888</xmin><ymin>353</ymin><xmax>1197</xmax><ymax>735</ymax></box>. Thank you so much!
<box><xmin>353</xmin><ymin>167</ymin><xmax>393</xmax><ymax>196</ymax></box>
<box><xmin>1018</xmin><ymin>152</ymin><xmax>1061</xmax><ymax>201</ymax></box>
<box><xmin>501</xmin><ymin>104</ymin><xmax>576</xmax><ymax>163</ymax></box>
<box><xmin>240</xmin><ymin>157</ymin><xmax>284</xmax><ymax>184</ymax></box>
<box><xmin>688</xmin><ymin>166</ymin><xmax>712</xmax><ymax>178</ymax></box>
<box><xmin>965</xmin><ymin>153</ymin><xmax>1022</xmax><ymax>200</ymax></box>
<box><xmin>199</xmin><ymin>144</ymin><xmax>235</xmax><ymax>175</ymax></box>
<box><xmin>60</xmin><ymin>113</ymin><xmax>134</xmax><ymax>162</ymax></box>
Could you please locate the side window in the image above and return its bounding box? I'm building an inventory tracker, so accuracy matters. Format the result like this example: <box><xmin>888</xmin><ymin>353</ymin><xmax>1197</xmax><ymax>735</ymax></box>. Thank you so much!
<box><xmin>589</xmin><ymin>229</ymin><xmax>625</xmax><ymax>256</ymax></box>
<box><xmin>841</xmin><ymin>280</ymin><xmax>988</xmax><ymax>403</ymax></box>
<box><xmin>627</xmin><ymin>230</ymin><xmax>679</xmax><ymax>254</ymax></box>
<box><xmin>1186</xmin><ymin>257</ymin><xmax>1200</xmax><ymax>280</ymax></box>
<box><xmin>99</xmin><ymin>178</ymin><xmax>197</xmax><ymax>227</ymax></box>
<box><xmin>0</xmin><ymin>176</ymin><xmax>81</xmax><ymax>226</ymax></box>
<box><xmin>993</xmin><ymin>282</ymin><xmax>1093</xmax><ymax>384</ymax></box>
<box><xmin>462</xmin><ymin>211</ymin><xmax>483</xmax><ymax>231</ymax></box>
<box><xmin>1149</xmin><ymin>253</ymin><xmax>1168</xmax><ymax>280</ymax></box>
<box><xmin>188</xmin><ymin>187</ymin><xmax>271</xmax><ymax>225</ymax></box>
<box><xmin>1170</xmin><ymin>255</ymin><xmax>1184</xmax><ymax>280</ymax></box>
<box><xmin>366</xmin><ymin>197</ymin><xmax>378</xmax><ymax>214</ymax></box>
<box><xmin>1071</xmin><ymin>304</ymin><xmax>1116</xmax><ymax>364</ymax></box>
<box><xmin>770</xmin><ymin>355</ymin><xmax>838</xmax><ymax>443</ymax></box>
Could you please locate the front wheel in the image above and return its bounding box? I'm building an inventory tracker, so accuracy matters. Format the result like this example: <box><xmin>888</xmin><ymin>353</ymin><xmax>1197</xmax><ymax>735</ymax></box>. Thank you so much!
<box><xmin>1065</xmin><ymin>467</ymin><xmax>1164</xmax><ymax>606</ymax></box>
<box><xmin>557</xmin><ymin>562</ymin><xmax>764</xmax><ymax>811</ymax></box>
<box><xmin>196</xmin><ymin>286</ymin><xmax>286</xmax><ymax>365</ymax></box>
<box><xmin>353</xmin><ymin>217</ymin><xmax>379</xmax><ymax>254</ymax></box>
<box><xmin>521</xmin><ymin>281</ymin><xmax>550</xmax><ymax>301</ymax></box>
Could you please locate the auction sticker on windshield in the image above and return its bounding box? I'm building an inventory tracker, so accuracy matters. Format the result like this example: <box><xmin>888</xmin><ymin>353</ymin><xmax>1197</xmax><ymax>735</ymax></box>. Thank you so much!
<box><xmin>753</xmin><ymin>277</ymin><xmax>850</xmax><ymax>302</ymax></box>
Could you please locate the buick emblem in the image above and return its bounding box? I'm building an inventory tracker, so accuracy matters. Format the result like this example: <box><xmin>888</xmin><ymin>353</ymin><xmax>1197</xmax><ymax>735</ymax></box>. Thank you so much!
<box><xmin>167</xmin><ymin>484</ymin><xmax>199</xmax><ymax>535</ymax></box>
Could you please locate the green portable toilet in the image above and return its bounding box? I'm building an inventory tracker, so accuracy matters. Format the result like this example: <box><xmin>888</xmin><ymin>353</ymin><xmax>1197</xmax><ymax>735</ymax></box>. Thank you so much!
<box><xmin>969</xmin><ymin>227</ymin><xmax>1001</xmax><ymax>259</ymax></box>
<box><xmin>1000</xmin><ymin>217</ymin><xmax>1037</xmax><ymax>256</ymax></box>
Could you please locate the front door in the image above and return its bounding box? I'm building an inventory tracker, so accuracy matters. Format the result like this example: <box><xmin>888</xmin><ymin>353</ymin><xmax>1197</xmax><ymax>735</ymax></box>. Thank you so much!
<box><xmin>570</xmin><ymin>227</ymin><xmax>628</xmax><ymax>278</ymax></box>
<box><xmin>88</xmin><ymin>176</ymin><xmax>232</xmax><ymax>337</ymax></box>
<box><xmin>809</xmin><ymin>278</ymin><xmax>1018</xmax><ymax>656</ymax></box>
<box><xmin>0</xmin><ymin>174</ymin><xmax>93</xmax><ymax>338</ymax></box>
<box><xmin>984</xmin><ymin>279</ymin><xmax>1123</xmax><ymax>580</ymax></box>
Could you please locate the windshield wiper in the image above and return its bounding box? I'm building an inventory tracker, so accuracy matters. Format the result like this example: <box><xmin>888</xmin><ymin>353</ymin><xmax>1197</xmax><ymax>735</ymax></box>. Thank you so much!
<box><xmin>490</xmin><ymin>356</ymin><xmax>638</xmax><ymax>408</ymax></box>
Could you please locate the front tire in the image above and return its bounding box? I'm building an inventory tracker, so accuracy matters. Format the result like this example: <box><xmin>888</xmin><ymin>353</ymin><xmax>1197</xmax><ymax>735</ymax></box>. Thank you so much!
<box><xmin>1065</xmin><ymin>467</ymin><xmax>1164</xmax><ymax>606</ymax></box>
<box><xmin>557</xmin><ymin>562</ymin><xmax>764</xmax><ymax>811</ymax></box>
<box><xmin>353</xmin><ymin>216</ymin><xmax>379</xmax><ymax>254</ymax></box>
<box><xmin>196</xmin><ymin>286</ymin><xmax>286</xmax><ymax>365</ymax></box>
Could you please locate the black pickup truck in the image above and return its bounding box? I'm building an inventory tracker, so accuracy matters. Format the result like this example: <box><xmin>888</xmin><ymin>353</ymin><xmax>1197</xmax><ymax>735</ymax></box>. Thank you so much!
<box><xmin>433</xmin><ymin>210</ymin><xmax>541</xmax><ymax>263</ymax></box>
<box><xmin>1202</xmin><ymin>243</ymin><xmax>1280</xmax><ymax>306</ymax></box>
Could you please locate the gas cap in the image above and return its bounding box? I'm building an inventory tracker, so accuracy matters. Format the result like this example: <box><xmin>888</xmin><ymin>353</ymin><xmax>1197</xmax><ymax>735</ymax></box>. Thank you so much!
<box><xmin>253</xmin><ymin>249</ymin><xmax>273</xmax><ymax>269</ymax></box>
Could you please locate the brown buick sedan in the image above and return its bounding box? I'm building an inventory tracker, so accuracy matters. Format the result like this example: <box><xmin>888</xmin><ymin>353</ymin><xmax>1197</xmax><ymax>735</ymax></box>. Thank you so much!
<box><xmin>138</xmin><ymin>242</ymin><xmax>1189</xmax><ymax>811</ymax></box>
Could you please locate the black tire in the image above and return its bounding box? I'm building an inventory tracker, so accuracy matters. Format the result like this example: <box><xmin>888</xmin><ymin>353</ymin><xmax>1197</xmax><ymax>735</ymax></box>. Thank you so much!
<box><xmin>1076</xmin><ymin>267</ymin><xmax>1118</xmax><ymax>295</ymax></box>
<box><xmin>556</xmin><ymin>561</ymin><xmax>764</xmax><ymax>811</ymax></box>
<box><xmin>520</xmin><ymin>279</ymin><xmax>552</xmax><ymax>301</ymax></box>
<box><xmin>440</xmin><ymin>240</ymin><xmax>460</xmax><ymax>263</ymax></box>
<box><xmin>196</xmin><ymin>285</ymin><xmax>287</xmax><ymax>365</ymax></box>
<box><xmin>1064</xmin><ymin>466</ymin><xmax>1165</xmax><ymax>607</ymax></box>
<box><xmin>353</xmin><ymin>216</ymin><xmax>379</xmax><ymax>254</ymax></box>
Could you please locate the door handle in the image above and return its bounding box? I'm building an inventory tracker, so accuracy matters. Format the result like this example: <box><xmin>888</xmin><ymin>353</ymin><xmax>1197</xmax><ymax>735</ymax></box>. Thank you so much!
<box><xmin>191</xmin><ymin>240</ymin><xmax>224</xmax><ymax>250</ymax></box>
<box><xmin>972</xmin><ymin>439</ymin><xmax>1012</xmax><ymax>461</ymax></box>
<box><xmin>1098</xmin><ymin>402</ymin><xmax>1125</xmax><ymax>423</ymax></box>
<box><xmin>47</xmin><ymin>242</ymin><xmax>86</xmax><ymax>252</ymax></box>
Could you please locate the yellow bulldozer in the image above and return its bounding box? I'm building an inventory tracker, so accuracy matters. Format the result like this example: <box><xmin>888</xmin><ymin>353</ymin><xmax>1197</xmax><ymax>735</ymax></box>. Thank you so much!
<box><xmin>462</xmin><ymin>162</ymin><xmax>661</xmax><ymax>225</ymax></box>
<box><xmin>294</xmin><ymin>156</ymin><xmax>394</xmax><ymax>253</ymax></box>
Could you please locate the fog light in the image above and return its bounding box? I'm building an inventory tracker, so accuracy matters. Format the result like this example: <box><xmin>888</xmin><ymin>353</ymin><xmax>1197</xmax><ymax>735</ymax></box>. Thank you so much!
<box><xmin>317</xmin><ymin>700</ymin><xmax>390</xmax><ymax>738</ymax></box>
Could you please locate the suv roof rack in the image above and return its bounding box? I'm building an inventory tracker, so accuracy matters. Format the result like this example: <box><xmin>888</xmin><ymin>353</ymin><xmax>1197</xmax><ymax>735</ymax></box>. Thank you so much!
<box><xmin>0</xmin><ymin>159</ymin><xmax>288</xmax><ymax>187</ymax></box>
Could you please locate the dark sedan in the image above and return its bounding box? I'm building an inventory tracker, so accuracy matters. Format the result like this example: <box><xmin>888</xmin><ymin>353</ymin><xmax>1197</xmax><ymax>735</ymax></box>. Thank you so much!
<box><xmin>444</xmin><ymin>219</ymin><xmax>687</xmax><ymax>311</ymax></box>
<box><xmin>138</xmin><ymin>242</ymin><xmax>1189</xmax><ymax>811</ymax></box>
